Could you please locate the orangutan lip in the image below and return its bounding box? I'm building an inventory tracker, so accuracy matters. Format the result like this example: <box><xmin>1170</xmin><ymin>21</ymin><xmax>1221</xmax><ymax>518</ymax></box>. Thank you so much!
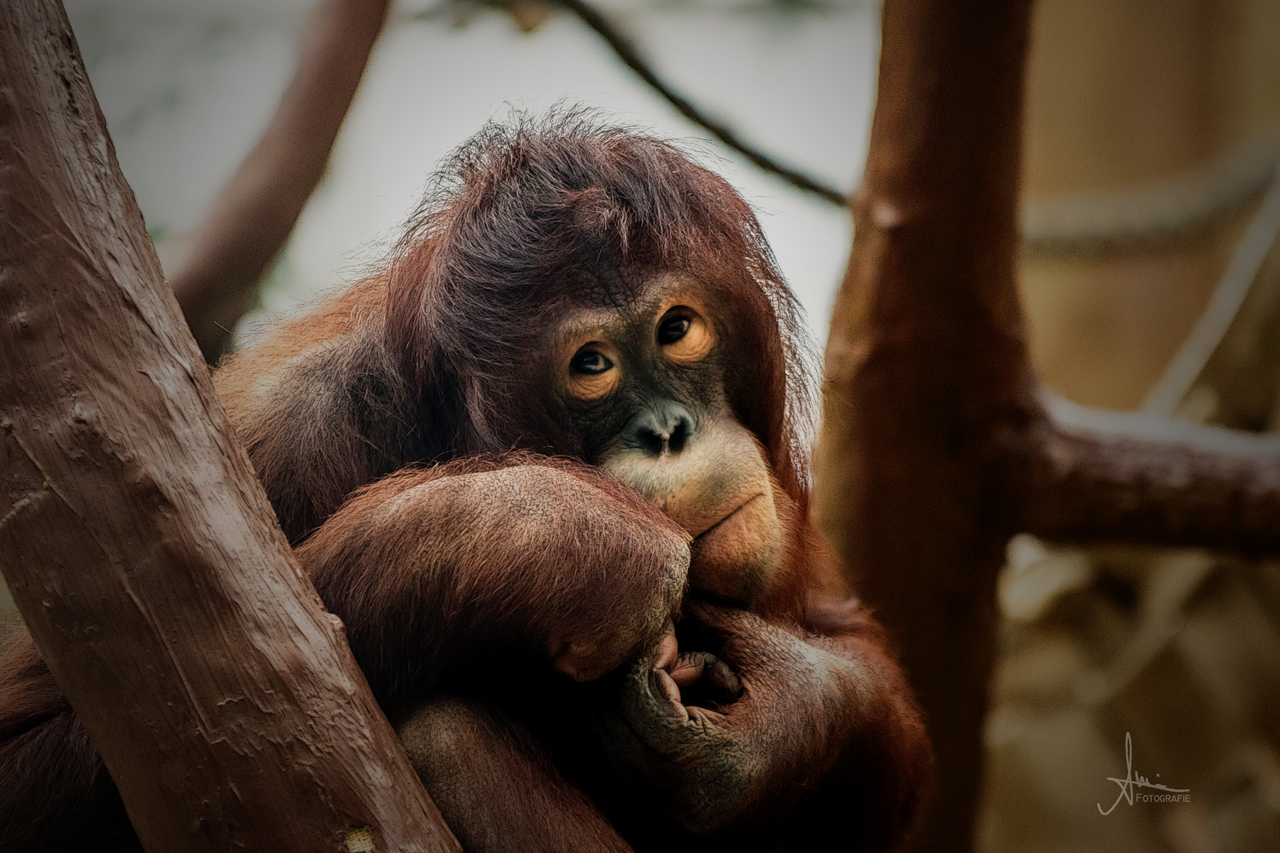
<box><xmin>692</xmin><ymin>493</ymin><xmax>764</xmax><ymax>540</ymax></box>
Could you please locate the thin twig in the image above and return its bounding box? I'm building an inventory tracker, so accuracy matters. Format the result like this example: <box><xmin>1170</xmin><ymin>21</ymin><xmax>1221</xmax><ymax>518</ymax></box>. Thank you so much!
<box><xmin>553</xmin><ymin>0</ymin><xmax>848</xmax><ymax>206</ymax></box>
<box><xmin>1141</xmin><ymin>160</ymin><xmax>1280</xmax><ymax>415</ymax></box>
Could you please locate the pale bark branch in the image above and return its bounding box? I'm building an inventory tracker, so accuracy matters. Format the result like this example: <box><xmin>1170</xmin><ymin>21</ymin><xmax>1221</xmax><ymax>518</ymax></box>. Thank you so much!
<box><xmin>0</xmin><ymin>2</ymin><xmax>458</xmax><ymax>850</ymax></box>
<box><xmin>170</xmin><ymin>0</ymin><xmax>391</xmax><ymax>363</ymax></box>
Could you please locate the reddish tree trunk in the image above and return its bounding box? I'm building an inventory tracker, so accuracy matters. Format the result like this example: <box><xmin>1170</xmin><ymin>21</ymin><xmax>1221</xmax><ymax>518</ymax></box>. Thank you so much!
<box><xmin>816</xmin><ymin>3</ymin><xmax>1280</xmax><ymax>852</ymax></box>
<box><xmin>815</xmin><ymin>3</ymin><xmax>1036</xmax><ymax>851</ymax></box>
<box><xmin>0</xmin><ymin>2</ymin><xmax>459</xmax><ymax>850</ymax></box>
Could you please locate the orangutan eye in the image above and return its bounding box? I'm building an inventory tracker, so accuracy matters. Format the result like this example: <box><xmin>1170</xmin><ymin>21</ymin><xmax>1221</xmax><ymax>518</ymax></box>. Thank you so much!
<box><xmin>571</xmin><ymin>348</ymin><xmax>614</xmax><ymax>376</ymax></box>
<box><xmin>658</xmin><ymin>307</ymin><xmax>712</xmax><ymax>362</ymax></box>
<box><xmin>657</xmin><ymin>315</ymin><xmax>691</xmax><ymax>345</ymax></box>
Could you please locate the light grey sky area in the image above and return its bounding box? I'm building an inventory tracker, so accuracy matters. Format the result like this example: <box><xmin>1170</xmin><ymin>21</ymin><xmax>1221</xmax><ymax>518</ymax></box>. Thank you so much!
<box><xmin>61</xmin><ymin>0</ymin><xmax>881</xmax><ymax>344</ymax></box>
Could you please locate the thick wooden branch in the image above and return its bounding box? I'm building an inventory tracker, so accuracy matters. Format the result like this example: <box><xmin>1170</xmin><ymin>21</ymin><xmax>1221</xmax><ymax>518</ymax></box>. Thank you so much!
<box><xmin>170</xmin><ymin>0</ymin><xmax>391</xmax><ymax>363</ymax></box>
<box><xmin>1028</xmin><ymin>397</ymin><xmax>1280</xmax><ymax>553</ymax></box>
<box><xmin>818</xmin><ymin>5</ymin><xmax>1280</xmax><ymax>853</ymax></box>
<box><xmin>814</xmin><ymin>2</ymin><xmax>1034</xmax><ymax>852</ymax></box>
<box><xmin>0</xmin><ymin>2</ymin><xmax>458</xmax><ymax>850</ymax></box>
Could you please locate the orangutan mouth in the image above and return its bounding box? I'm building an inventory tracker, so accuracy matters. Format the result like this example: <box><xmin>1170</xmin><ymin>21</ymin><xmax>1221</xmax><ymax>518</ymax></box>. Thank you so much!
<box><xmin>692</xmin><ymin>493</ymin><xmax>766</xmax><ymax>540</ymax></box>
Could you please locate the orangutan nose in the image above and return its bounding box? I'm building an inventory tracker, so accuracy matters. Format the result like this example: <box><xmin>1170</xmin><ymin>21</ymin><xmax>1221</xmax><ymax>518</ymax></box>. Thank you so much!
<box><xmin>627</xmin><ymin>402</ymin><xmax>695</xmax><ymax>456</ymax></box>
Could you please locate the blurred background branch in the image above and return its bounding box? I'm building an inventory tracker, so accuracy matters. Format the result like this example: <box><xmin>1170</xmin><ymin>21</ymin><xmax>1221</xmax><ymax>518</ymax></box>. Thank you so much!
<box><xmin>168</xmin><ymin>0</ymin><xmax>391</xmax><ymax>363</ymax></box>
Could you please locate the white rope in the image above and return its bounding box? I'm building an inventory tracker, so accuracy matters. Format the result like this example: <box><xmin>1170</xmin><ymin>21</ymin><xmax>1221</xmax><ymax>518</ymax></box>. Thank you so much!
<box><xmin>1021</xmin><ymin>126</ymin><xmax>1280</xmax><ymax>256</ymax></box>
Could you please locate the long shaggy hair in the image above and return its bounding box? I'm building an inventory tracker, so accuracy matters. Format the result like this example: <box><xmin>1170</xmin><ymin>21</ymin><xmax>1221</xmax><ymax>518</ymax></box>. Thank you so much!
<box><xmin>383</xmin><ymin>110</ymin><xmax>818</xmax><ymax>503</ymax></box>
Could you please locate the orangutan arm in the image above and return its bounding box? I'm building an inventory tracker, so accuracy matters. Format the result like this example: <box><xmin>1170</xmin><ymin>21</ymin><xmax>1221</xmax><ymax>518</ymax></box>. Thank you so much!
<box><xmin>296</xmin><ymin>454</ymin><xmax>691</xmax><ymax>707</ymax></box>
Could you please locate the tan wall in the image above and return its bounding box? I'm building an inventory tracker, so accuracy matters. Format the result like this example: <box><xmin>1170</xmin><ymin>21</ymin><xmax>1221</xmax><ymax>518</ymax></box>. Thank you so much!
<box><xmin>1019</xmin><ymin>0</ymin><xmax>1280</xmax><ymax>410</ymax></box>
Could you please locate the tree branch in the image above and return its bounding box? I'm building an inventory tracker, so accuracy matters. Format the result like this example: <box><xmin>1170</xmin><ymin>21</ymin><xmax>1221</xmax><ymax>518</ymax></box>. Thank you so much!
<box><xmin>0</xmin><ymin>2</ymin><xmax>458</xmax><ymax>849</ymax></box>
<box><xmin>1029</xmin><ymin>396</ymin><xmax>1280</xmax><ymax>554</ymax></box>
<box><xmin>553</xmin><ymin>0</ymin><xmax>847</xmax><ymax>205</ymax></box>
<box><xmin>170</xmin><ymin>0</ymin><xmax>391</xmax><ymax>363</ymax></box>
<box><xmin>817</xmin><ymin>5</ymin><xmax>1280</xmax><ymax>853</ymax></box>
<box><xmin>814</xmin><ymin>3</ymin><xmax>1035</xmax><ymax>852</ymax></box>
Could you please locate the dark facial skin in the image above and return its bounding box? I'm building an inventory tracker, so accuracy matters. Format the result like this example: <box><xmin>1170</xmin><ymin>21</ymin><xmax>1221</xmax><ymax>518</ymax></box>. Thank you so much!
<box><xmin>544</xmin><ymin>272</ymin><xmax>784</xmax><ymax>604</ymax></box>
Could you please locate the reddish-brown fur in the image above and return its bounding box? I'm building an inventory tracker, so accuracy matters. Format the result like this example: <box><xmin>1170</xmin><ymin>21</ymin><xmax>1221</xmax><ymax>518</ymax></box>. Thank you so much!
<box><xmin>0</xmin><ymin>113</ymin><xmax>929</xmax><ymax>852</ymax></box>
<box><xmin>299</xmin><ymin>453</ymin><xmax>691</xmax><ymax>706</ymax></box>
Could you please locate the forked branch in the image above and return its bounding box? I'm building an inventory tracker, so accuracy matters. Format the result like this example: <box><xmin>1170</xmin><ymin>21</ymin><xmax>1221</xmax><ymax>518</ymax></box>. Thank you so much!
<box><xmin>816</xmin><ymin>2</ymin><xmax>1280</xmax><ymax>853</ymax></box>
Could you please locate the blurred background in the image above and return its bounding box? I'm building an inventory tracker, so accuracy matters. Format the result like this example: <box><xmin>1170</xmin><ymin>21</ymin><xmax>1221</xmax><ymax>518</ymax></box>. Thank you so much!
<box><xmin>58</xmin><ymin>0</ymin><xmax>878</xmax><ymax>342</ymax></box>
<box><xmin>6</xmin><ymin>0</ymin><xmax>1280</xmax><ymax>849</ymax></box>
